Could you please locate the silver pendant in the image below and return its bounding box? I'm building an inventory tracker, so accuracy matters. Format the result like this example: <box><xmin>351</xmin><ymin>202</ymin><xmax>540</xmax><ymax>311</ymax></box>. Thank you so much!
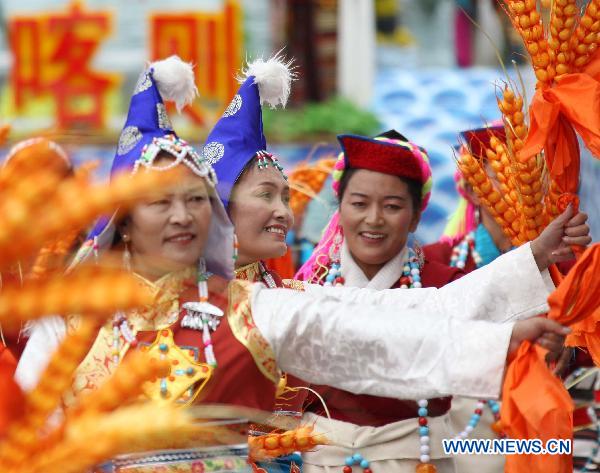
<box><xmin>181</xmin><ymin>301</ymin><xmax>223</xmax><ymax>331</ymax></box>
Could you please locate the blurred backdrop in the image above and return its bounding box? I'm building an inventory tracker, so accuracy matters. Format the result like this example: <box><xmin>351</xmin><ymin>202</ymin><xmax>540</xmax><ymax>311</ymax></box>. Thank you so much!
<box><xmin>0</xmin><ymin>0</ymin><xmax>598</xmax><ymax>245</ymax></box>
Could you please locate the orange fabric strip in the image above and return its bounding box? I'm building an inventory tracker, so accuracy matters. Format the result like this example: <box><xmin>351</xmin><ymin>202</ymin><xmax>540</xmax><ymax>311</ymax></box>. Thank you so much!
<box><xmin>501</xmin><ymin>244</ymin><xmax>600</xmax><ymax>473</ymax></box>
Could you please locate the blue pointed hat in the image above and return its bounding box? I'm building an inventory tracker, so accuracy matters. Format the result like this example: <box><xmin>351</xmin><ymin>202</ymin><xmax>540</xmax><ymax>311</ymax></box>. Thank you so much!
<box><xmin>203</xmin><ymin>55</ymin><xmax>293</xmax><ymax>208</ymax></box>
<box><xmin>71</xmin><ymin>56</ymin><xmax>235</xmax><ymax>279</ymax></box>
<box><xmin>110</xmin><ymin>56</ymin><xmax>198</xmax><ymax>176</ymax></box>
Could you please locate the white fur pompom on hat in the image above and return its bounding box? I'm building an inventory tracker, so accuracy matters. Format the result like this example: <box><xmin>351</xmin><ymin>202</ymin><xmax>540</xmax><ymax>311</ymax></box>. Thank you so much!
<box><xmin>150</xmin><ymin>55</ymin><xmax>198</xmax><ymax>113</ymax></box>
<box><xmin>241</xmin><ymin>52</ymin><xmax>296</xmax><ymax>109</ymax></box>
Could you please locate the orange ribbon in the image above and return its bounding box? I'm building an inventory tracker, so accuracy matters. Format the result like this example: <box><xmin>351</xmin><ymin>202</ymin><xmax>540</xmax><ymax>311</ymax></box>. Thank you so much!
<box><xmin>551</xmin><ymin>244</ymin><xmax>600</xmax><ymax>365</ymax></box>
<box><xmin>501</xmin><ymin>243</ymin><xmax>600</xmax><ymax>473</ymax></box>
<box><xmin>521</xmin><ymin>72</ymin><xmax>600</xmax><ymax>157</ymax></box>
<box><xmin>519</xmin><ymin>48</ymin><xmax>600</xmax><ymax>190</ymax></box>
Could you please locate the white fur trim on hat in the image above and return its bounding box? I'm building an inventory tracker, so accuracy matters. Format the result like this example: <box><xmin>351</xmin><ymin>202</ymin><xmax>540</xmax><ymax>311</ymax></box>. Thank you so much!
<box><xmin>151</xmin><ymin>55</ymin><xmax>198</xmax><ymax>113</ymax></box>
<box><xmin>241</xmin><ymin>52</ymin><xmax>296</xmax><ymax>109</ymax></box>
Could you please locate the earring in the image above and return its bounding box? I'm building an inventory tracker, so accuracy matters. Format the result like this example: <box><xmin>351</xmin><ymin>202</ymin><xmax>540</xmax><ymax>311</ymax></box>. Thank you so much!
<box><xmin>122</xmin><ymin>234</ymin><xmax>131</xmax><ymax>271</ymax></box>
<box><xmin>233</xmin><ymin>234</ymin><xmax>239</xmax><ymax>263</ymax></box>
<box><xmin>409</xmin><ymin>233</ymin><xmax>425</xmax><ymax>268</ymax></box>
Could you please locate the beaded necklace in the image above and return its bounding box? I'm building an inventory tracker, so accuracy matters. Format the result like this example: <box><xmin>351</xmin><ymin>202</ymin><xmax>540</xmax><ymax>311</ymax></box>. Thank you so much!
<box><xmin>258</xmin><ymin>261</ymin><xmax>278</xmax><ymax>288</ymax></box>
<box><xmin>328</xmin><ymin>247</ymin><xmax>434</xmax><ymax>473</ymax></box>
<box><xmin>449</xmin><ymin>231</ymin><xmax>482</xmax><ymax>269</ymax></box>
<box><xmin>111</xmin><ymin>259</ymin><xmax>222</xmax><ymax>368</ymax></box>
<box><xmin>180</xmin><ymin>259</ymin><xmax>223</xmax><ymax>368</ymax></box>
<box><xmin>454</xmin><ymin>399</ymin><xmax>504</xmax><ymax>440</ymax></box>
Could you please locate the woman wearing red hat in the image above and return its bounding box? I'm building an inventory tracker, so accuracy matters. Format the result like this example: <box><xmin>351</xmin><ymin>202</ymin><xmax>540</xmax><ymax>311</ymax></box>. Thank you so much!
<box><xmin>294</xmin><ymin>130</ymin><xmax>465</xmax><ymax>472</ymax></box>
<box><xmin>424</xmin><ymin>125</ymin><xmax>591</xmax><ymax>473</ymax></box>
<box><xmin>295</xmin><ymin>129</ymin><xmax>589</xmax><ymax>473</ymax></box>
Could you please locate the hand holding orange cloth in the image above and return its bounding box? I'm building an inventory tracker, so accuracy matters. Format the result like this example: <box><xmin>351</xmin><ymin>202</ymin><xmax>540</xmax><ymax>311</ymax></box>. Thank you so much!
<box><xmin>501</xmin><ymin>243</ymin><xmax>600</xmax><ymax>473</ymax></box>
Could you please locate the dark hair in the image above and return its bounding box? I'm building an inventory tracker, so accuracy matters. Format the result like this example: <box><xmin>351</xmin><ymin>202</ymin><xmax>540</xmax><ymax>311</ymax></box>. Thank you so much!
<box><xmin>337</xmin><ymin>167</ymin><xmax>423</xmax><ymax>214</ymax></box>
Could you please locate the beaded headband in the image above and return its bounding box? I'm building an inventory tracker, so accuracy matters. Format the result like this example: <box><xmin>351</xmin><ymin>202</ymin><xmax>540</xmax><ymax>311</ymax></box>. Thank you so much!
<box><xmin>134</xmin><ymin>134</ymin><xmax>218</xmax><ymax>187</ymax></box>
<box><xmin>254</xmin><ymin>150</ymin><xmax>287</xmax><ymax>180</ymax></box>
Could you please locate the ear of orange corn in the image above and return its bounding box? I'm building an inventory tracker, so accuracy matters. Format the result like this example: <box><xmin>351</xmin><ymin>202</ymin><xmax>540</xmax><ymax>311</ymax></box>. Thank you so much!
<box><xmin>0</xmin><ymin>166</ymin><xmax>182</xmax><ymax>268</ymax></box>
<box><xmin>0</xmin><ymin>266</ymin><xmax>153</xmax><ymax>330</ymax></box>
<box><xmin>0</xmin><ymin>160</ymin><xmax>224</xmax><ymax>473</ymax></box>
<box><xmin>0</xmin><ymin>319</ymin><xmax>101</xmax><ymax>469</ymax></box>
<box><xmin>570</xmin><ymin>0</ymin><xmax>600</xmax><ymax>70</ymax></box>
<box><xmin>503</xmin><ymin>0</ymin><xmax>600</xmax><ymax>85</ymax></box>
<box><xmin>288</xmin><ymin>157</ymin><xmax>337</xmax><ymax>217</ymax></box>
<box><xmin>502</xmin><ymin>1</ymin><xmax>551</xmax><ymax>85</ymax></box>
<box><xmin>457</xmin><ymin>146</ymin><xmax>520</xmax><ymax>245</ymax></box>
<box><xmin>249</xmin><ymin>426</ymin><xmax>328</xmax><ymax>462</ymax></box>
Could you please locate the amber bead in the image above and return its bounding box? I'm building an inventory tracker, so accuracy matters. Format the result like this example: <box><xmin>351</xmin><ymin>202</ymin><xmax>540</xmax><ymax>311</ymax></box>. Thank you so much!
<box><xmin>415</xmin><ymin>463</ymin><xmax>437</xmax><ymax>473</ymax></box>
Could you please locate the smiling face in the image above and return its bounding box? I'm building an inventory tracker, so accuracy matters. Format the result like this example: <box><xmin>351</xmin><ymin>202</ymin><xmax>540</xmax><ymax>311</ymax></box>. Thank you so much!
<box><xmin>228</xmin><ymin>159</ymin><xmax>293</xmax><ymax>267</ymax></box>
<box><xmin>119</xmin><ymin>155</ymin><xmax>212</xmax><ymax>281</ymax></box>
<box><xmin>338</xmin><ymin>169</ymin><xmax>421</xmax><ymax>280</ymax></box>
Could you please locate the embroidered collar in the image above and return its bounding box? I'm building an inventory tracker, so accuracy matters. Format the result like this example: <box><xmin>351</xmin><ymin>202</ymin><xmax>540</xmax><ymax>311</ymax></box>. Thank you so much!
<box><xmin>234</xmin><ymin>261</ymin><xmax>264</xmax><ymax>283</ymax></box>
<box><xmin>127</xmin><ymin>266</ymin><xmax>196</xmax><ymax>331</ymax></box>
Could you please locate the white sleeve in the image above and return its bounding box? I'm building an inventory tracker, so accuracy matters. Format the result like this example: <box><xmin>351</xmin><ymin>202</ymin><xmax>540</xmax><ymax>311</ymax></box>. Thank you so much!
<box><xmin>252</xmin><ymin>285</ymin><xmax>513</xmax><ymax>400</ymax></box>
<box><xmin>15</xmin><ymin>316</ymin><xmax>66</xmax><ymax>392</ymax></box>
<box><xmin>303</xmin><ymin>242</ymin><xmax>554</xmax><ymax>323</ymax></box>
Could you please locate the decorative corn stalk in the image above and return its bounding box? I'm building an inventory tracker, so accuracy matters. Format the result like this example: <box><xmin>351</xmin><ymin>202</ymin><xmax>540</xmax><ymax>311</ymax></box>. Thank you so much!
<box><xmin>249</xmin><ymin>426</ymin><xmax>328</xmax><ymax>462</ymax></box>
<box><xmin>457</xmin><ymin>80</ymin><xmax>554</xmax><ymax>245</ymax></box>
<box><xmin>570</xmin><ymin>0</ymin><xmax>600</xmax><ymax>70</ymax></box>
<box><xmin>68</xmin><ymin>352</ymin><xmax>170</xmax><ymax>417</ymax></box>
<box><xmin>0</xmin><ymin>163</ymin><xmax>210</xmax><ymax>473</ymax></box>
<box><xmin>500</xmin><ymin>0</ymin><xmax>600</xmax><ymax>216</ymax></box>
<box><xmin>503</xmin><ymin>0</ymin><xmax>552</xmax><ymax>84</ymax></box>
<box><xmin>548</xmin><ymin>0</ymin><xmax>579</xmax><ymax>77</ymax></box>
<box><xmin>0</xmin><ymin>319</ymin><xmax>100</xmax><ymax>469</ymax></box>
<box><xmin>0</xmin><ymin>167</ymin><xmax>182</xmax><ymax>267</ymax></box>
<box><xmin>288</xmin><ymin>157</ymin><xmax>337</xmax><ymax>217</ymax></box>
<box><xmin>457</xmin><ymin>145</ymin><xmax>521</xmax><ymax>245</ymax></box>
<box><xmin>0</xmin><ymin>266</ymin><xmax>153</xmax><ymax>330</ymax></box>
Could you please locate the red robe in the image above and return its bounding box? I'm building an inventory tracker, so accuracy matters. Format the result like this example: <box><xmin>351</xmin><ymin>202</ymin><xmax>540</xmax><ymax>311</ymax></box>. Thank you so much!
<box><xmin>233</xmin><ymin>261</ymin><xmax>308</xmax><ymax>418</ymax></box>
<box><xmin>304</xmin><ymin>257</ymin><xmax>464</xmax><ymax>427</ymax></box>
<box><xmin>138</xmin><ymin>276</ymin><xmax>277</xmax><ymax>410</ymax></box>
<box><xmin>424</xmin><ymin>241</ymin><xmax>576</xmax><ymax>275</ymax></box>
<box><xmin>72</xmin><ymin>272</ymin><xmax>279</xmax><ymax>413</ymax></box>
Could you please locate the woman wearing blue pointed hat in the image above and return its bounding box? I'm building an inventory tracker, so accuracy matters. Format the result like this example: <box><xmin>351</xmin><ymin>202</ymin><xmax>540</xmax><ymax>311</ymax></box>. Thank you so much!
<box><xmin>202</xmin><ymin>53</ymin><xmax>305</xmax><ymax>473</ymax></box>
<box><xmin>15</xmin><ymin>55</ymin><xmax>576</xmax><ymax>473</ymax></box>
<box><xmin>203</xmin><ymin>54</ymin><xmax>294</xmax><ymax>288</ymax></box>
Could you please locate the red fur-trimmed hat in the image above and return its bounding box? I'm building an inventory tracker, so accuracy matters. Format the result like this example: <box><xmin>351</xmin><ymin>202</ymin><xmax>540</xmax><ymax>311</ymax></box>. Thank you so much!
<box><xmin>338</xmin><ymin>132</ymin><xmax>426</xmax><ymax>183</ymax></box>
<box><xmin>334</xmin><ymin>130</ymin><xmax>433</xmax><ymax>211</ymax></box>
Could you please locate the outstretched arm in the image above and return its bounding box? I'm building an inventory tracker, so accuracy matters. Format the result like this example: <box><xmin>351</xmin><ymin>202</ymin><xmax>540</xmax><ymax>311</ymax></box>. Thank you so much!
<box><xmin>252</xmin><ymin>284</ymin><xmax>569</xmax><ymax>400</ymax></box>
<box><xmin>304</xmin><ymin>242</ymin><xmax>553</xmax><ymax>323</ymax></box>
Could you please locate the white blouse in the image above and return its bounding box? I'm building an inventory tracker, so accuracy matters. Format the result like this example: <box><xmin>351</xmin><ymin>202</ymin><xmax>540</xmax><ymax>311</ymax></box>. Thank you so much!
<box><xmin>252</xmin><ymin>242</ymin><xmax>554</xmax><ymax>400</ymax></box>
